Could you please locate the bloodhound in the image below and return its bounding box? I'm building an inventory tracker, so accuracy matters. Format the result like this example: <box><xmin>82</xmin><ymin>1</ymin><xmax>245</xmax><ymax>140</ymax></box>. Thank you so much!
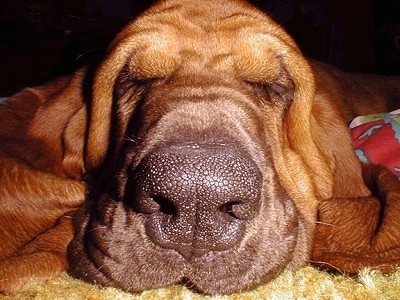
<box><xmin>1</xmin><ymin>0</ymin><xmax>400</xmax><ymax>295</ymax></box>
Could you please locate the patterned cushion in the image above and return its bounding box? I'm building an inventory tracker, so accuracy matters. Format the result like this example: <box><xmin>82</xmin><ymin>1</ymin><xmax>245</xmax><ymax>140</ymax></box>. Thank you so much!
<box><xmin>350</xmin><ymin>109</ymin><xmax>400</xmax><ymax>177</ymax></box>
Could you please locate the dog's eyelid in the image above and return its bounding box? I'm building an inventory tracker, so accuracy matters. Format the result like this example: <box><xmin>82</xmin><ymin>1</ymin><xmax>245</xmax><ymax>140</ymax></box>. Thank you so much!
<box><xmin>270</xmin><ymin>81</ymin><xmax>291</xmax><ymax>95</ymax></box>
<box><xmin>250</xmin><ymin>81</ymin><xmax>293</xmax><ymax>108</ymax></box>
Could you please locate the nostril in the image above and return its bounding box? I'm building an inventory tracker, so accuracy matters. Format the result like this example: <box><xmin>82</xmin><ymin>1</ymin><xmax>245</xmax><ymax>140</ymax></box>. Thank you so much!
<box><xmin>219</xmin><ymin>201</ymin><xmax>257</xmax><ymax>221</ymax></box>
<box><xmin>152</xmin><ymin>195</ymin><xmax>177</xmax><ymax>216</ymax></box>
<box><xmin>219</xmin><ymin>201</ymin><xmax>241</xmax><ymax>219</ymax></box>
<box><xmin>132</xmin><ymin>188</ymin><xmax>178</xmax><ymax>215</ymax></box>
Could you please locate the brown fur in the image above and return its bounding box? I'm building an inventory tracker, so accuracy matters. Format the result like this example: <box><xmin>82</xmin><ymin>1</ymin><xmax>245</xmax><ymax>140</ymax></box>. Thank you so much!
<box><xmin>0</xmin><ymin>73</ymin><xmax>86</xmax><ymax>292</ymax></box>
<box><xmin>1</xmin><ymin>0</ymin><xmax>400</xmax><ymax>295</ymax></box>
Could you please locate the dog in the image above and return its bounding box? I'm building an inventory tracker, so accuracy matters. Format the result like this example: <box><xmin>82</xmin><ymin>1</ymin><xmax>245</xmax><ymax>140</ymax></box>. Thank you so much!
<box><xmin>1</xmin><ymin>0</ymin><xmax>400</xmax><ymax>295</ymax></box>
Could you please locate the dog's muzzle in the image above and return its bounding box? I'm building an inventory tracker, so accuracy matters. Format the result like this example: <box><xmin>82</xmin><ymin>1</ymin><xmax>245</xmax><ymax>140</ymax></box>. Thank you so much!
<box><xmin>130</xmin><ymin>142</ymin><xmax>262</xmax><ymax>259</ymax></box>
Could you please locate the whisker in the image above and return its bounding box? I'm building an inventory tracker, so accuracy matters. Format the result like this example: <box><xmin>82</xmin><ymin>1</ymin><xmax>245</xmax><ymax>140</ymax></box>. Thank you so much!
<box><xmin>309</xmin><ymin>260</ymin><xmax>346</xmax><ymax>274</ymax></box>
<box><xmin>76</xmin><ymin>48</ymin><xmax>106</xmax><ymax>61</ymax></box>
<box><xmin>87</xmin><ymin>226</ymin><xmax>108</xmax><ymax>234</ymax></box>
<box><xmin>122</xmin><ymin>135</ymin><xmax>142</xmax><ymax>144</ymax></box>
<box><xmin>315</xmin><ymin>221</ymin><xmax>336</xmax><ymax>227</ymax></box>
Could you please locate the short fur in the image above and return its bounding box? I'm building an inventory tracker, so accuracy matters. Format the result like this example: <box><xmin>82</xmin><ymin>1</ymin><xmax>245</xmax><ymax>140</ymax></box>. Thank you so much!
<box><xmin>1</xmin><ymin>0</ymin><xmax>400</xmax><ymax>295</ymax></box>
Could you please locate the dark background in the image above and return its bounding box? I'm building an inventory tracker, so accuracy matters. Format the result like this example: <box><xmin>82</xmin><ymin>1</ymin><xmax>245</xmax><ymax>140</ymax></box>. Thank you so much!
<box><xmin>0</xmin><ymin>0</ymin><xmax>399</xmax><ymax>96</ymax></box>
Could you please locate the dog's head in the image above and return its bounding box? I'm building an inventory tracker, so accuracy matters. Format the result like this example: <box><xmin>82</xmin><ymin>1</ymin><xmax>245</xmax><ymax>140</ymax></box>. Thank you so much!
<box><xmin>68</xmin><ymin>0</ymin><xmax>334</xmax><ymax>294</ymax></box>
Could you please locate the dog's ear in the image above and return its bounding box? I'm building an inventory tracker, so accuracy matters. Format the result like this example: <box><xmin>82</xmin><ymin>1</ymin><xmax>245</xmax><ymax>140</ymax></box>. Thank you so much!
<box><xmin>86</xmin><ymin>22</ymin><xmax>180</xmax><ymax>168</ymax></box>
<box><xmin>0</xmin><ymin>71</ymin><xmax>87</xmax><ymax>180</ymax></box>
<box><xmin>85</xmin><ymin>10</ymin><xmax>181</xmax><ymax>170</ymax></box>
<box><xmin>233</xmin><ymin>22</ymin><xmax>334</xmax><ymax>225</ymax></box>
<box><xmin>62</xmin><ymin>105</ymin><xmax>87</xmax><ymax>179</ymax></box>
<box><xmin>313</xmin><ymin>164</ymin><xmax>400</xmax><ymax>273</ymax></box>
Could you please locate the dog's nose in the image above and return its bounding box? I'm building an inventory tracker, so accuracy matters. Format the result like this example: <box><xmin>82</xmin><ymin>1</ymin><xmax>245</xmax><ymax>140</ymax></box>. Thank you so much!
<box><xmin>132</xmin><ymin>143</ymin><xmax>262</xmax><ymax>259</ymax></box>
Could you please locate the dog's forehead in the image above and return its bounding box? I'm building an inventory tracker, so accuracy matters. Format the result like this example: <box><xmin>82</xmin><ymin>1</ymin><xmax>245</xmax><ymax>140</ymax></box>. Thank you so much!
<box><xmin>118</xmin><ymin>0</ymin><xmax>294</xmax><ymax>82</ymax></box>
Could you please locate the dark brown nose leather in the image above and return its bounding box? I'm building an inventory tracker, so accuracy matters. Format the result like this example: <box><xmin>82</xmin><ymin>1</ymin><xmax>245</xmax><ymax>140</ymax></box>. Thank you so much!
<box><xmin>132</xmin><ymin>143</ymin><xmax>262</xmax><ymax>259</ymax></box>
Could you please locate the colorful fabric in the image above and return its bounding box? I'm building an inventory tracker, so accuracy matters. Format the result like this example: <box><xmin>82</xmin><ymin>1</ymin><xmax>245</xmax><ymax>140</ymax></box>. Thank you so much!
<box><xmin>350</xmin><ymin>109</ymin><xmax>400</xmax><ymax>177</ymax></box>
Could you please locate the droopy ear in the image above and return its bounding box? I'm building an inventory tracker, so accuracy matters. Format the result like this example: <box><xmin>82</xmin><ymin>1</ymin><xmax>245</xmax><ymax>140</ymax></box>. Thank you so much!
<box><xmin>85</xmin><ymin>10</ymin><xmax>181</xmax><ymax>170</ymax></box>
<box><xmin>312</xmin><ymin>164</ymin><xmax>400</xmax><ymax>274</ymax></box>
<box><xmin>234</xmin><ymin>24</ymin><xmax>334</xmax><ymax>225</ymax></box>
<box><xmin>1</xmin><ymin>70</ymin><xmax>88</xmax><ymax>180</ymax></box>
<box><xmin>62</xmin><ymin>105</ymin><xmax>87</xmax><ymax>179</ymax></box>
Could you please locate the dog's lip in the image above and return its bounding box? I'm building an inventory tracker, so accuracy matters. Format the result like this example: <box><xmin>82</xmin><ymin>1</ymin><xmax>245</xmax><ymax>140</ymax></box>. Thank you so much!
<box><xmin>155</xmin><ymin>240</ymin><xmax>235</xmax><ymax>264</ymax></box>
<box><xmin>149</xmin><ymin>234</ymin><xmax>237</xmax><ymax>262</ymax></box>
<box><xmin>174</xmin><ymin>246</ymin><xmax>208</xmax><ymax>261</ymax></box>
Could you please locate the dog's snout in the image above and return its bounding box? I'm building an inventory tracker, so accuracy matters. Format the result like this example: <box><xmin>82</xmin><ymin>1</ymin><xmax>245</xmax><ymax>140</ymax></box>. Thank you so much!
<box><xmin>132</xmin><ymin>143</ymin><xmax>262</xmax><ymax>259</ymax></box>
